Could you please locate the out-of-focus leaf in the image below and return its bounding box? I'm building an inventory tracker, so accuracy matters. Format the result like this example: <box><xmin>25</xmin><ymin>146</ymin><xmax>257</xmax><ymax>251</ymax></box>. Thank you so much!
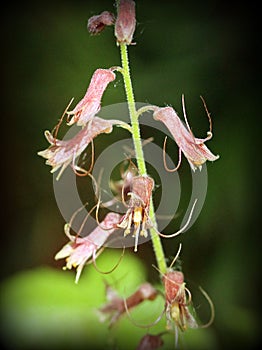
<box><xmin>0</xmin><ymin>250</ymin><xmax>147</xmax><ymax>349</ymax></box>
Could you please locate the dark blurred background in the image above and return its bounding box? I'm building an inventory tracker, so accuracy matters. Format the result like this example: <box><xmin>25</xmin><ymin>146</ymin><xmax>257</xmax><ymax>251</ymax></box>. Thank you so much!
<box><xmin>2</xmin><ymin>1</ymin><xmax>260</xmax><ymax>349</ymax></box>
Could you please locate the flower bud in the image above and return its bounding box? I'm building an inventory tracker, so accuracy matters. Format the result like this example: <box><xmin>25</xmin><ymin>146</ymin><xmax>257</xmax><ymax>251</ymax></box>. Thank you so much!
<box><xmin>115</xmin><ymin>0</ymin><xmax>136</xmax><ymax>45</ymax></box>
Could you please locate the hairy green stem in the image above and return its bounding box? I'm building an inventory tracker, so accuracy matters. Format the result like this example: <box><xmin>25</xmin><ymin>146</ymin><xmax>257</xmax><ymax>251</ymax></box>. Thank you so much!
<box><xmin>119</xmin><ymin>43</ymin><xmax>167</xmax><ymax>274</ymax></box>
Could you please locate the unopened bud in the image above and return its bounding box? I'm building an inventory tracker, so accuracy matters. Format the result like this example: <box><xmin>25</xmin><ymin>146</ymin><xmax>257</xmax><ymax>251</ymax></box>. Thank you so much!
<box><xmin>115</xmin><ymin>0</ymin><xmax>136</xmax><ymax>45</ymax></box>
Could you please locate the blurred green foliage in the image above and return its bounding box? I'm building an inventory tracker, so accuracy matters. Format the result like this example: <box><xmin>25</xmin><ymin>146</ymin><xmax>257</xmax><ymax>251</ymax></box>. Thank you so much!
<box><xmin>1</xmin><ymin>252</ymin><xmax>219</xmax><ymax>350</ymax></box>
<box><xmin>2</xmin><ymin>1</ymin><xmax>260</xmax><ymax>349</ymax></box>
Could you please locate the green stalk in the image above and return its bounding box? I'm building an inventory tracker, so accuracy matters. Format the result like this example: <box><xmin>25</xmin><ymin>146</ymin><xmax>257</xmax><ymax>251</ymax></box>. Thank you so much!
<box><xmin>119</xmin><ymin>43</ymin><xmax>167</xmax><ymax>274</ymax></box>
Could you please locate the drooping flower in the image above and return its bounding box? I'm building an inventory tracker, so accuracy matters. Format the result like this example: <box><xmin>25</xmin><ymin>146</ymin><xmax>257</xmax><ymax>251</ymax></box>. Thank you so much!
<box><xmin>115</xmin><ymin>0</ymin><xmax>136</xmax><ymax>45</ymax></box>
<box><xmin>117</xmin><ymin>174</ymin><xmax>154</xmax><ymax>252</ymax></box>
<box><xmin>161</xmin><ymin>244</ymin><xmax>214</xmax><ymax>342</ymax></box>
<box><xmin>153</xmin><ymin>97</ymin><xmax>219</xmax><ymax>171</ymax></box>
<box><xmin>163</xmin><ymin>270</ymin><xmax>198</xmax><ymax>333</ymax></box>
<box><xmin>55</xmin><ymin>212</ymin><xmax>121</xmax><ymax>283</ymax></box>
<box><xmin>67</xmin><ymin>68</ymin><xmax>116</xmax><ymax>126</ymax></box>
<box><xmin>38</xmin><ymin>117</ymin><xmax>125</xmax><ymax>180</ymax></box>
<box><xmin>99</xmin><ymin>282</ymin><xmax>158</xmax><ymax>327</ymax></box>
<box><xmin>87</xmin><ymin>11</ymin><xmax>115</xmax><ymax>35</ymax></box>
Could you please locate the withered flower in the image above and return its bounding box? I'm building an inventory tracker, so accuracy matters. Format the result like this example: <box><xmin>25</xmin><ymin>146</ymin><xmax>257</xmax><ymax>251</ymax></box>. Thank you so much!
<box><xmin>38</xmin><ymin>117</ymin><xmax>121</xmax><ymax>180</ymax></box>
<box><xmin>99</xmin><ymin>282</ymin><xmax>158</xmax><ymax>327</ymax></box>
<box><xmin>115</xmin><ymin>0</ymin><xmax>136</xmax><ymax>45</ymax></box>
<box><xmin>87</xmin><ymin>11</ymin><xmax>115</xmax><ymax>35</ymax></box>
<box><xmin>163</xmin><ymin>270</ymin><xmax>198</xmax><ymax>333</ymax></box>
<box><xmin>153</xmin><ymin>97</ymin><xmax>219</xmax><ymax>171</ymax></box>
<box><xmin>117</xmin><ymin>175</ymin><xmax>154</xmax><ymax>252</ymax></box>
<box><xmin>67</xmin><ymin>68</ymin><xmax>116</xmax><ymax>126</ymax></box>
<box><xmin>55</xmin><ymin>212</ymin><xmax>121</xmax><ymax>283</ymax></box>
<box><xmin>161</xmin><ymin>245</ymin><xmax>214</xmax><ymax>340</ymax></box>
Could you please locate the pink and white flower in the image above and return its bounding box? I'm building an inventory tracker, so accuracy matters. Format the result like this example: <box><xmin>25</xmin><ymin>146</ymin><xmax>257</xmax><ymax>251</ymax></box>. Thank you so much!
<box><xmin>153</xmin><ymin>98</ymin><xmax>219</xmax><ymax>171</ymax></box>
<box><xmin>38</xmin><ymin>117</ymin><xmax>124</xmax><ymax>179</ymax></box>
<box><xmin>55</xmin><ymin>212</ymin><xmax>121</xmax><ymax>283</ymax></box>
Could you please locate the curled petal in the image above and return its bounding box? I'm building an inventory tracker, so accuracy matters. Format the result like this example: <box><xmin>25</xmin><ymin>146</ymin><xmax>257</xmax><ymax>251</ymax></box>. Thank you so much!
<box><xmin>197</xmin><ymin>286</ymin><xmax>215</xmax><ymax>329</ymax></box>
<box><xmin>92</xmin><ymin>246</ymin><xmax>125</xmax><ymax>275</ymax></box>
<box><xmin>157</xmin><ymin>199</ymin><xmax>197</xmax><ymax>238</ymax></box>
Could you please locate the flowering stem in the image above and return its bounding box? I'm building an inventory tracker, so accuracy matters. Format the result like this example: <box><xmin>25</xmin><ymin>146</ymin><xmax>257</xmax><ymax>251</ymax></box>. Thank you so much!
<box><xmin>119</xmin><ymin>43</ymin><xmax>167</xmax><ymax>274</ymax></box>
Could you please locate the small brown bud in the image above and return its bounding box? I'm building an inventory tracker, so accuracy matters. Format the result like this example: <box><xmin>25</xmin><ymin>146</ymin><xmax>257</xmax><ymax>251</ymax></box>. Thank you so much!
<box><xmin>115</xmin><ymin>0</ymin><xmax>136</xmax><ymax>45</ymax></box>
<box><xmin>87</xmin><ymin>11</ymin><xmax>115</xmax><ymax>35</ymax></box>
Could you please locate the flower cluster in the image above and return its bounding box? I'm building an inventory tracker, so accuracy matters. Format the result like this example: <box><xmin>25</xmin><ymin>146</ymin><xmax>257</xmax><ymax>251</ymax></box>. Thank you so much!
<box><xmin>38</xmin><ymin>0</ymin><xmax>218</xmax><ymax>348</ymax></box>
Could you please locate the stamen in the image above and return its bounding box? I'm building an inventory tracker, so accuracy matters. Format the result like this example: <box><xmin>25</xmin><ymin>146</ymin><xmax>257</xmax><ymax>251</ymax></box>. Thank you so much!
<box><xmin>163</xmin><ymin>136</ymin><xmax>182</xmax><ymax>172</ymax></box>
<box><xmin>157</xmin><ymin>199</ymin><xmax>197</xmax><ymax>238</ymax></box>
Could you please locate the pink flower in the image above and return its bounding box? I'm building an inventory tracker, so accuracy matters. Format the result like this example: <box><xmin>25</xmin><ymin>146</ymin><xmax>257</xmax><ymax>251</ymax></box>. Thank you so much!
<box><xmin>117</xmin><ymin>175</ymin><xmax>154</xmax><ymax>252</ymax></box>
<box><xmin>55</xmin><ymin>212</ymin><xmax>121</xmax><ymax>283</ymax></box>
<box><xmin>87</xmin><ymin>11</ymin><xmax>115</xmax><ymax>35</ymax></box>
<box><xmin>153</xmin><ymin>98</ymin><xmax>219</xmax><ymax>171</ymax></box>
<box><xmin>38</xmin><ymin>117</ymin><xmax>119</xmax><ymax>179</ymax></box>
<box><xmin>115</xmin><ymin>0</ymin><xmax>136</xmax><ymax>45</ymax></box>
<box><xmin>67</xmin><ymin>68</ymin><xmax>116</xmax><ymax>126</ymax></box>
